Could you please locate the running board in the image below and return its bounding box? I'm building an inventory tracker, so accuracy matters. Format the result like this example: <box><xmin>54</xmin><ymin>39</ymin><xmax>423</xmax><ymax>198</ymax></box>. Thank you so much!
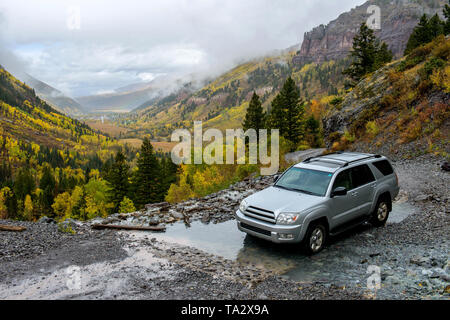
<box><xmin>329</xmin><ymin>216</ymin><xmax>370</xmax><ymax>236</ymax></box>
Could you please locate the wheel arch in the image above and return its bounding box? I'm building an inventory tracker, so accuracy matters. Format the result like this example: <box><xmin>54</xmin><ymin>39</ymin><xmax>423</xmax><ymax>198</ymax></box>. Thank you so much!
<box><xmin>377</xmin><ymin>191</ymin><xmax>392</xmax><ymax>212</ymax></box>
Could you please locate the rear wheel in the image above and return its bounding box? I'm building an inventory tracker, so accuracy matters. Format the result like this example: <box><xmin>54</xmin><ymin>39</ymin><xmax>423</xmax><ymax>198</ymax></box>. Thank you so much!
<box><xmin>370</xmin><ymin>196</ymin><xmax>390</xmax><ymax>227</ymax></box>
<box><xmin>303</xmin><ymin>223</ymin><xmax>327</xmax><ymax>255</ymax></box>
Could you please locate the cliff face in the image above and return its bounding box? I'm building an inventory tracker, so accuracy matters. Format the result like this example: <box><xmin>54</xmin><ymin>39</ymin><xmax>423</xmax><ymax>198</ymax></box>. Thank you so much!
<box><xmin>293</xmin><ymin>0</ymin><xmax>446</xmax><ymax>65</ymax></box>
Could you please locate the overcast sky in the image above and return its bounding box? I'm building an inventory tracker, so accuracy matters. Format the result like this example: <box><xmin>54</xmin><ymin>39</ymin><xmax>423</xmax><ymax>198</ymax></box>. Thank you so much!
<box><xmin>0</xmin><ymin>0</ymin><xmax>365</xmax><ymax>97</ymax></box>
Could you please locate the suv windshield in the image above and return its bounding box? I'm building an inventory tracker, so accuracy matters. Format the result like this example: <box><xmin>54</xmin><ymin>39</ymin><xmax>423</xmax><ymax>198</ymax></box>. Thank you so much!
<box><xmin>275</xmin><ymin>167</ymin><xmax>333</xmax><ymax>196</ymax></box>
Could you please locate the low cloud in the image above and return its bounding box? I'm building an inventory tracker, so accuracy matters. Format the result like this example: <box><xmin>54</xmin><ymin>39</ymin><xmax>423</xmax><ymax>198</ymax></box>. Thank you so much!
<box><xmin>0</xmin><ymin>0</ymin><xmax>365</xmax><ymax>97</ymax></box>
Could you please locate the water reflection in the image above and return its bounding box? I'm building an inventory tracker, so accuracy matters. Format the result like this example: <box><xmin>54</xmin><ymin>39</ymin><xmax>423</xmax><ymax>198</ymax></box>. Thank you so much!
<box><xmin>151</xmin><ymin>201</ymin><xmax>416</xmax><ymax>283</ymax></box>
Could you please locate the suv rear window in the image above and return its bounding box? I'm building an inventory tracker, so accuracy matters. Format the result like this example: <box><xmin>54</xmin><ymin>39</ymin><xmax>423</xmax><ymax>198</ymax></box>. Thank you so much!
<box><xmin>351</xmin><ymin>164</ymin><xmax>375</xmax><ymax>188</ymax></box>
<box><xmin>372</xmin><ymin>160</ymin><xmax>394</xmax><ymax>176</ymax></box>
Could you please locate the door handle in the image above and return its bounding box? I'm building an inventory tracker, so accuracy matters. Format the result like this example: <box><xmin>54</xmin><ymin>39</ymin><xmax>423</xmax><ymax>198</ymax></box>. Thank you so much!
<box><xmin>351</xmin><ymin>192</ymin><xmax>359</xmax><ymax>197</ymax></box>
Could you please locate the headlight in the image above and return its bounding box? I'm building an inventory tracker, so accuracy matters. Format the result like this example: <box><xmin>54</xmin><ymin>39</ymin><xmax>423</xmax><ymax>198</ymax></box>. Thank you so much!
<box><xmin>277</xmin><ymin>213</ymin><xmax>300</xmax><ymax>225</ymax></box>
<box><xmin>239</xmin><ymin>200</ymin><xmax>249</xmax><ymax>213</ymax></box>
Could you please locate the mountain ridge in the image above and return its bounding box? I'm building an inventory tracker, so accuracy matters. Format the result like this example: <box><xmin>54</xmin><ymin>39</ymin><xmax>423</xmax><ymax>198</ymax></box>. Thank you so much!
<box><xmin>292</xmin><ymin>0</ymin><xmax>446</xmax><ymax>65</ymax></box>
<box><xmin>20</xmin><ymin>74</ymin><xmax>85</xmax><ymax>116</ymax></box>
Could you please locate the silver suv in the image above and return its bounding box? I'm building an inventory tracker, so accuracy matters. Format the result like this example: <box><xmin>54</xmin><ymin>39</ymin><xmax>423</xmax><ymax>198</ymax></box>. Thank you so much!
<box><xmin>236</xmin><ymin>152</ymin><xmax>400</xmax><ymax>254</ymax></box>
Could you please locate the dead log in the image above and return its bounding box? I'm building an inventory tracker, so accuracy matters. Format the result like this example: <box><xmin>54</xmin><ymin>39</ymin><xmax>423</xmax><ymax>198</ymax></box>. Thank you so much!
<box><xmin>91</xmin><ymin>224</ymin><xmax>166</xmax><ymax>232</ymax></box>
<box><xmin>0</xmin><ymin>225</ymin><xmax>27</xmax><ymax>232</ymax></box>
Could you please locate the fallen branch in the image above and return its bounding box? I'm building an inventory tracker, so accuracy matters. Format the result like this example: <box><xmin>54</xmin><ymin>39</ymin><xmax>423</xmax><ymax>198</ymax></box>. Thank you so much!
<box><xmin>0</xmin><ymin>225</ymin><xmax>27</xmax><ymax>232</ymax></box>
<box><xmin>92</xmin><ymin>224</ymin><xmax>166</xmax><ymax>232</ymax></box>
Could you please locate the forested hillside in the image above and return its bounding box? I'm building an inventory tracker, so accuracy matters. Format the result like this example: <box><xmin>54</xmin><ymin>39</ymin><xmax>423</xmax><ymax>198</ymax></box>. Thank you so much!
<box><xmin>115</xmin><ymin>52</ymin><xmax>350</xmax><ymax>139</ymax></box>
<box><xmin>0</xmin><ymin>66</ymin><xmax>177</xmax><ymax>222</ymax></box>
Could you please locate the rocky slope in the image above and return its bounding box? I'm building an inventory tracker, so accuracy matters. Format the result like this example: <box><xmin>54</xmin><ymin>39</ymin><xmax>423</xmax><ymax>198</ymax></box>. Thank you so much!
<box><xmin>292</xmin><ymin>0</ymin><xmax>446</xmax><ymax>65</ymax></box>
<box><xmin>323</xmin><ymin>36</ymin><xmax>450</xmax><ymax>159</ymax></box>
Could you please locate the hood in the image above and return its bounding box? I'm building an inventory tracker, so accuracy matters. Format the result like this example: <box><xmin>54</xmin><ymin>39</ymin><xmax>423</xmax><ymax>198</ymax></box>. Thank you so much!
<box><xmin>245</xmin><ymin>186</ymin><xmax>324</xmax><ymax>217</ymax></box>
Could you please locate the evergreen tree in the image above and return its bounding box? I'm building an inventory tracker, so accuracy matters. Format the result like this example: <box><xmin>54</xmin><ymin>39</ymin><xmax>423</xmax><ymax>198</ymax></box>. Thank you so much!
<box><xmin>40</xmin><ymin>165</ymin><xmax>56</xmax><ymax>217</ymax></box>
<box><xmin>343</xmin><ymin>23</ymin><xmax>378</xmax><ymax>83</ymax></box>
<box><xmin>268</xmin><ymin>94</ymin><xmax>285</xmax><ymax>135</ymax></box>
<box><xmin>405</xmin><ymin>15</ymin><xmax>431</xmax><ymax>55</ymax></box>
<box><xmin>133</xmin><ymin>138</ymin><xmax>162</xmax><ymax>208</ymax></box>
<box><xmin>405</xmin><ymin>13</ymin><xmax>445</xmax><ymax>55</ymax></box>
<box><xmin>343</xmin><ymin>23</ymin><xmax>393</xmax><ymax>85</ymax></box>
<box><xmin>243</xmin><ymin>92</ymin><xmax>266</xmax><ymax>137</ymax></box>
<box><xmin>0</xmin><ymin>161</ymin><xmax>12</xmax><ymax>188</ymax></box>
<box><xmin>428</xmin><ymin>14</ymin><xmax>444</xmax><ymax>38</ymax></box>
<box><xmin>107</xmin><ymin>150</ymin><xmax>130</xmax><ymax>213</ymax></box>
<box><xmin>14</xmin><ymin>167</ymin><xmax>35</xmax><ymax>202</ymax></box>
<box><xmin>444</xmin><ymin>0</ymin><xmax>450</xmax><ymax>35</ymax></box>
<box><xmin>160</xmin><ymin>156</ymin><xmax>178</xmax><ymax>196</ymax></box>
<box><xmin>374</xmin><ymin>42</ymin><xmax>393</xmax><ymax>70</ymax></box>
<box><xmin>268</xmin><ymin>77</ymin><xmax>305</xmax><ymax>147</ymax></box>
<box><xmin>305</xmin><ymin>115</ymin><xmax>321</xmax><ymax>148</ymax></box>
<box><xmin>281</xmin><ymin>77</ymin><xmax>305</xmax><ymax>145</ymax></box>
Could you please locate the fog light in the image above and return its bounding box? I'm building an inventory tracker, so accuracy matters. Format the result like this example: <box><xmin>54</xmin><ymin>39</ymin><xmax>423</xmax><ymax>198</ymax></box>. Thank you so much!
<box><xmin>278</xmin><ymin>233</ymin><xmax>294</xmax><ymax>240</ymax></box>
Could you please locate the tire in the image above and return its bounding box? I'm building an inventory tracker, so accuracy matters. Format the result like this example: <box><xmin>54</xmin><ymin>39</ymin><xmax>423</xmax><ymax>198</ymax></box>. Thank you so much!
<box><xmin>370</xmin><ymin>196</ymin><xmax>390</xmax><ymax>227</ymax></box>
<box><xmin>303</xmin><ymin>223</ymin><xmax>327</xmax><ymax>255</ymax></box>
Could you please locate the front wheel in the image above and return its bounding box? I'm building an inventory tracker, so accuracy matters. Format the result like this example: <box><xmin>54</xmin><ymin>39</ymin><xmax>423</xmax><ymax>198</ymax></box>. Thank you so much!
<box><xmin>370</xmin><ymin>197</ymin><xmax>390</xmax><ymax>227</ymax></box>
<box><xmin>303</xmin><ymin>223</ymin><xmax>327</xmax><ymax>255</ymax></box>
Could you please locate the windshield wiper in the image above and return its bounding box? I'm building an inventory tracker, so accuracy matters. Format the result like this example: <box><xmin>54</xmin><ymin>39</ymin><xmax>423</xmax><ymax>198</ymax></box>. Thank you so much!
<box><xmin>274</xmin><ymin>185</ymin><xmax>296</xmax><ymax>192</ymax></box>
<box><xmin>275</xmin><ymin>185</ymin><xmax>318</xmax><ymax>196</ymax></box>
<box><xmin>292</xmin><ymin>189</ymin><xmax>318</xmax><ymax>196</ymax></box>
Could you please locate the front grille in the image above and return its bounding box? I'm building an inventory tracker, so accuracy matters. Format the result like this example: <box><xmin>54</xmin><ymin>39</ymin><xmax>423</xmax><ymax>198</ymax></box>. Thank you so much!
<box><xmin>241</xmin><ymin>223</ymin><xmax>272</xmax><ymax>237</ymax></box>
<box><xmin>244</xmin><ymin>206</ymin><xmax>276</xmax><ymax>224</ymax></box>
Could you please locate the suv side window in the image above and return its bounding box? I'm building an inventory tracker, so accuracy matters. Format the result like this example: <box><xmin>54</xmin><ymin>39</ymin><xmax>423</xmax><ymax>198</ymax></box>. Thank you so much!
<box><xmin>332</xmin><ymin>169</ymin><xmax>352</xmax><ymax>191</ymax></box>
<box><xmin>351</xmin><ymin>164</ymin><xmax>375</xmax><ymax>188</ymax></box>
<box><xmin>372</xmin><ymin>160</ymin><xmax>394</xmax><ymax>176</ymax></box>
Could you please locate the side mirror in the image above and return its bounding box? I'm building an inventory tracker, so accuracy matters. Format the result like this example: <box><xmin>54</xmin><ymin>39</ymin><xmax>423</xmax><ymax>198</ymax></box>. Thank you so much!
<box><xmin>331</xmin><ymin>187</ymin><xmax>347</xmax><ymax>198</ymax></box>
<box><xmin>273</xmin><ymin>174</ymin><xmax>280</xmax><ymax>183</ymax></box>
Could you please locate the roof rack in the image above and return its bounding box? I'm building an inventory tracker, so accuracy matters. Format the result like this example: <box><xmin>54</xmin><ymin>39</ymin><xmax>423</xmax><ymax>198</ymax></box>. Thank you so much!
<box><xmin>340</xmin><ymin>154</ymin><xmax>382</xmax><ymax>167</ymax></box>
<box><xmin>303</xmin><ymin>151</ymin><xmax>344</xmax><ymax>164</ymax></box>
<box><xmin>303</xmin><ymin>152</ymin><xmax>382</xmax><ymax>167</ymax></box>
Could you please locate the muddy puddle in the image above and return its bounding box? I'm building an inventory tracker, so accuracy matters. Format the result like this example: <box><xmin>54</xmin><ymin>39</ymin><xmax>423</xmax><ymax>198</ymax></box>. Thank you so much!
<box><xmin>151</xmin><ymin>201</ymin><xmax>418</xmax><ymax>284</ymax></box>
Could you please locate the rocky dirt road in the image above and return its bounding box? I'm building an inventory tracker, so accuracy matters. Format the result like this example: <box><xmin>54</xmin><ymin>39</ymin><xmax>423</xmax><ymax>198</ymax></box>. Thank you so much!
<box><xmin>0</xmin><ymin>153</ymin><xmax>448</xmax><ymax>300</ymax></box>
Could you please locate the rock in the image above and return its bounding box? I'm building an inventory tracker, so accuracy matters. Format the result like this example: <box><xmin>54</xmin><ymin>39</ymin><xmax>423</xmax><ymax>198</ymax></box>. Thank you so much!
<box><xmin>385</xmin><ymin>276</ymin><xmax>400</xmax><ymax>285</ymax></box>
<box><xmin>410</xmin><ymin>256</ymin><xmax>430</xmax><ymax>266</ymax></box>
<box><xmin>257</xmin><ymin>293</ymin><xmax>268</xmax><ymax>300</ymax></box>
<box><xmin>38</xmin><ymin>216</ymin><xmax>56</xmax><ymax>224</ymax></box>
<box><xmin>414</xmin><ymin>195</ymin><xmax>430</xmax><ymax>202</ymax></box>
<box><xmin>146</xmin><ymin>202</ymin><xmax>171</xmax><ymax>212</ymax></box>
<box><xmin>440</xmin><ymin>274</ymin><xmax>450</xmax><ymax>282</ymax></box>
<box><xmin>149</xmin><ymin>216</ymin><xmax>160</xmax><ymax>226</ymax></box>
<box><xmin>170</xmin><ymin>210</ymin><xmax>184</xmax><ymax>220</ymax></box>
<box><xmin>201</xmin><ymin>212</ymin><xmax>211</xmax><ymax>223</ymax></box>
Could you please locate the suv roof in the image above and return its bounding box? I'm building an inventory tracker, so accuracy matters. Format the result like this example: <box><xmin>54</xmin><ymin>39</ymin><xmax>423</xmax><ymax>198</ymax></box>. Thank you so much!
<box><xmin>295</xmin><ymin>152</ymin><xmax>383</xmax><ymax>173</ymax></box>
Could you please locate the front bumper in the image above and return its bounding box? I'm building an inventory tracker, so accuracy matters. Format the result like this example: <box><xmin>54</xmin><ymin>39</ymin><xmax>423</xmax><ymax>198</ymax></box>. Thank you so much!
<box><xmin>235</xmin><ymin>209</ymin><xmax>304</xmax><ymax>244</ymax></box>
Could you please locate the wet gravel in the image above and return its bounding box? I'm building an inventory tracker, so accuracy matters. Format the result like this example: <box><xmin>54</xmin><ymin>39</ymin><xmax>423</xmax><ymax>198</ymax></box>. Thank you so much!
<box><xmin>0</xmin><ymin>220</ymin><xmax>128</xmax><ymax>283</ymax></box>
<box><xmin>0</xmin><ymin>153</ymin><xmax>448</xmax><ymax>300</ymax></box>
